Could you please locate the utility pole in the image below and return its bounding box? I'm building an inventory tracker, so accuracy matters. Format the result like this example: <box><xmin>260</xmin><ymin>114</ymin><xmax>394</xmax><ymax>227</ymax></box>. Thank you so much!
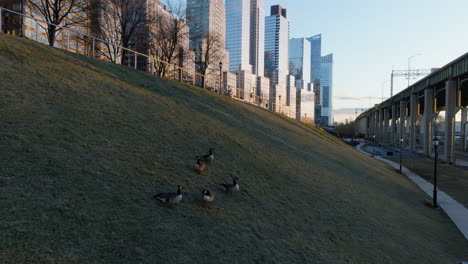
<box><xmin>390</xmin><ymin>68</ymin><xmax>432</xmax><ymax>97</ymax></box>
<box><xmin>408</xmin><ymin>54</ymin><xmax>421</xmax><ymax>87</ymax></box>
<box><xmin>390</xmin><ymin>71</ymin><xmax>394</xmax><ymax>98</ymax></box>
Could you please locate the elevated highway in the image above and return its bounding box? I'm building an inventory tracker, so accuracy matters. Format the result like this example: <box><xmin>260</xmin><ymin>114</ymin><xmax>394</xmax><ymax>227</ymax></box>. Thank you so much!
<box><xmin>356</xmin><ymin>53</ymin><xmax>468</xmax><ymax>163</ymax></box>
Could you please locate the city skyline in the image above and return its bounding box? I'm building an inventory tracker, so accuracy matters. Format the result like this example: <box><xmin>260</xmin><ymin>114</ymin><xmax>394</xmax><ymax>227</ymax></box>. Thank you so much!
<box><xmin>265</xmin><ymin>0</ymin><xmax>468</xmax><ymax>123</ymax></box>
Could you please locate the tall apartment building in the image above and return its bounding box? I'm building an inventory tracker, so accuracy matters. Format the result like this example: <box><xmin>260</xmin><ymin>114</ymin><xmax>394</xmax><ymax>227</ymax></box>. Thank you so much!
<box><xmin>187</xmin><ymin>0</ymin><xmax>225</xmax><ymax>45</ymax></box>
<box><xmin>0</xmin><ymin>0</ymin><xmax>23</xmax><ymax>36</ymax></box>
<box><xmin>225</xmin><ymin>0</ymin><xmax>250</xmax><ymax>72</ymax></box>
<box><xmin>321</xmin><ymin>53</ymin><xmax>333</xmax><ymax>126</ymax></box>
<box><xmin>249</xmin><ymin>0</ymin><xmax>264</xmax><ymax>77</ymax></box>
<box><xmin>225</xmin><ymin>0</ymin><xmax>264</xmax><ymax>75</ymax></box>
<box><xmin>225</xmin><ymin>0</ymin><xmax>267</xmax><ymax>109</ymax></box>
<box><xmin>186</xmin><ymin>0</ymin><xmax>228</xmax><ymax>88</ymax></box>
<box><xmin>0</xmin><ymin>0</ymin><xmax>90</xmax><ymax>54</ymax></box>
<box><xmin>265</xmin><ymin>5</ymin><xmax>289</xmax><ymax>110</ymax></box>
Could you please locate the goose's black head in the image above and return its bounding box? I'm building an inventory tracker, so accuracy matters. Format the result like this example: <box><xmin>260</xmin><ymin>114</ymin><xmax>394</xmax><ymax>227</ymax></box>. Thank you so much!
<box><xmin>177</xmin><ymin>185</ymin><xmax>182</xmax><ymax>194</ymax></box>
<box><xmin>202</xmin><ymin>189</ymin><xmax>211</xmax><ymax>196</ymax></box>
<box><xmin>233</xmin><ymin>177</ymin><xmax>239</xmax><ymax>184</ymax></box>
<box><xmin>209</xmin><ymin>148</ymin><xmax>214</xmax><ymax>154</ymax></box>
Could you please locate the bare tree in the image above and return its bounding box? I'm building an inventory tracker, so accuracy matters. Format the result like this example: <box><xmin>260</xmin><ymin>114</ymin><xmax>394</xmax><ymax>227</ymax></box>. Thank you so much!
<box><xmin>148</xmin><ymin>0</ymin><xmax>189</xmax><ymax>77</ymax></box>
<box><xmin>26</xmin><ymin>0</ymin><xmax>86</xmax><ymax>47</ymax></box>
<box><xmin>192</xmin><ymin>32</ymin><xmax>223</xmax><ymax>88</ymax></box>
<box><xmin>89</xmin><ymin>0</ymin><xmax>146</xmax><ymax>65</ymax></box>
<box><xmin>115</xmin><ymin>0</ymin><xmax>146</xmax><ymax>65</ymax></box>
<box><xmin>89</xmin><ymin>0</ymin><xmax>120</xmax><ymax>62</ymax></box>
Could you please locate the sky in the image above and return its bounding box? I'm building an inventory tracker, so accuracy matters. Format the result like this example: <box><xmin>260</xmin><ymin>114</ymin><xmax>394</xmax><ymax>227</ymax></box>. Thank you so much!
<box><xmin>264</xmin><ymin>0</ymin><xmax>468</xmax><ymax>123</ymax></box>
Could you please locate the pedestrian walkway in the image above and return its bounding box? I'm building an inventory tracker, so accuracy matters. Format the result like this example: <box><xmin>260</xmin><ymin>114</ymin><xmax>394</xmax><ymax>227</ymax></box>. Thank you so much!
<box><xmin>356</xmin><ymin>143</ymin><xmax>468</xmax><ymax>241</ymax></box>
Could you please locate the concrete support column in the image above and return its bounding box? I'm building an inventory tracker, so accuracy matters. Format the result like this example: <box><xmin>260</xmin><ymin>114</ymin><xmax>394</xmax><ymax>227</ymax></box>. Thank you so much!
<box><xmin>378</xmin><ymin>109</ymin><xmax>383</xmax><ymax>143</ymax></box>
<box><xmin>391</xmin><ymin>104</ymin><xmax>397</xmax><ymax>147</ymax></box>
<box><xmin>366</xmin><ymin>116</ymin><xmax>370</xmax><ymax>138</ymax></box>
<box><xmin>372</xmin><ymin>112</ymin><xmax>377</xmax><ymax>139</ymax></box>
<box><xmin>461</xmin><ymin>107</ymin><xmax>467</xmax><ymax>152</ymax></box>
<box><xmin>409</xmin><ymin>94</ymin><xmax>417</xmax><ymax>152</ymax></box>
<box><xmin>400</xmin><ymin>101</ymin><xmax>406</xmax><ymax>143</ymax></box>
<box><xmin>444</xmin><ymin>80</ymin><xmax>457</xmax><ymax>163</ymax></box>
<box><xmin>423</xmin><ymin>88</ymin><xmax>434</xmax><ymax>156</ymax></box>
<box><xmin>374</xmin><ymin>111</ymin><xmax>379</xmax><ymax>140</ymax></box>
<box><xmin>383</xmin><ymin>109</ymin><xmax>389</xmax><ymax>145</ymax></box>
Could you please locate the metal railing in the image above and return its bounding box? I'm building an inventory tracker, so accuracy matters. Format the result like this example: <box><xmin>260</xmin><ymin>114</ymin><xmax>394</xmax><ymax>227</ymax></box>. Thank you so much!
<box><xmin>0</xmin><ymin>6</ymin><xmax>314</xmax><ymax>124</ymax></box>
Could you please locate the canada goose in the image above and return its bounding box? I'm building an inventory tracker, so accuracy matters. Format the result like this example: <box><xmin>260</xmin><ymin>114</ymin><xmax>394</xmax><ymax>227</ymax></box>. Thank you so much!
<box><xmin>201</xmin><ymin>148</ymin><xmax>214</xmax><ymax>163</ymax></box>
<box><xmin>153</xmin><ymin>185</ymin><xmax>183</xmax><ymax>204</ymax></box>
<box><xmin>220</xmin><ymin>177</ymin><xmax>239</xmax><ymax>192</ymax></box>
<box><xmin>193</xmin><ymin>157</ymin><xmax>206</xmax><ymax>173</ymax></box>
<box><xmin>202</xmin><ymin>189</ymin><xmax>215</xmax><ymax>202</ymax></box>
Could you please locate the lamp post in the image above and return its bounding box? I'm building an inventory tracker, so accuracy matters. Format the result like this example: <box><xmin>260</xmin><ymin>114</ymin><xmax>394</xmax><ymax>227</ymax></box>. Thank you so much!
<box><xmin>432</xmin><ymin>136</ymin><xmax>440</xmax><ymax>208</ymax></box>
<box><xmin>407</xmin><ymin>54</ymin><xmax>421</xmax><ymax>87</ymax></box>
<box><xmin>399</xmin><ymin>137</ymin><xmax>404</xmax><ymax>173</ymax></box>
<box><xmin>219</xmin><ymin>61</ymin><xmax>223</xmax><ymax>94</ymax></box>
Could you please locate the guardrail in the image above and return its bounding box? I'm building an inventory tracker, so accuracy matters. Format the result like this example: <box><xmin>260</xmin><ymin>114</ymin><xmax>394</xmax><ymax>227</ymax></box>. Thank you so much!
<box><xmin>0</xmin><ymin>6</ymin><xmax>314</xmax><ymax>124</ymax></box>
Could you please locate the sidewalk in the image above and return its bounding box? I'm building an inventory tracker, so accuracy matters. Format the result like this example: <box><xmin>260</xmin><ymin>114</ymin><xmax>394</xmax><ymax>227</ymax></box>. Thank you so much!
<box><xmin>356</xmin><ymin>143</ymin><xmax>468</xmax><ymax>241</ymax></box>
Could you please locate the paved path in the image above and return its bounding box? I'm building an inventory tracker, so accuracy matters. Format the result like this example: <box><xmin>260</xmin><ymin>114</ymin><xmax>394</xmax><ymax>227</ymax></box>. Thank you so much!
<box><xmin>356</xmin><ymin>143</ymin><xmax>468</xmax><ymax>241</ymax></box>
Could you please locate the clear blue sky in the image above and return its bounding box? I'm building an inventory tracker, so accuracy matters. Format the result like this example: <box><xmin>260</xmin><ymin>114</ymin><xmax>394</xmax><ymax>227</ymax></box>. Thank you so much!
<box><xmin>265</xmin><ymin>0</ymin><xmax>468</xmax><ymax>123</ymax></box>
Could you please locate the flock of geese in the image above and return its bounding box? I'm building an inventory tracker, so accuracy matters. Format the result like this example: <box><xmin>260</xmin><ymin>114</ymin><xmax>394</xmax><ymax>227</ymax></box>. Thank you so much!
<box><xmin>153</xmin><ymin>148</ymin><xmax>239</xmax><ymax>204</ymax></box>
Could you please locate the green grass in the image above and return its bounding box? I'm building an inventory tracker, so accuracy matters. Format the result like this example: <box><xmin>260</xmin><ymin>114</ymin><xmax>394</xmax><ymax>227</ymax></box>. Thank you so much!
<box><xmin>388</xmin><ymin>157</ymin><xmax>468</xmax><ymax>208</ymax></box>
<box><xmin>1</xmin><ymin>34</ymin><xmax>468</xmax><ymax>263</ymax></box>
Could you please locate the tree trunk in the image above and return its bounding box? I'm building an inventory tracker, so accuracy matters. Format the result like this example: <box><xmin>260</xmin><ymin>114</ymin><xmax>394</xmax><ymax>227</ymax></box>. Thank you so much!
<box><xmin>121</xmin><ymin>49</ymin><xmax>127</xmax><ymax>65</ymax></box>
<box><xmin>47</xmin><ymin>24</ymin><xmax>56</xmax><ymax>47</ymax></box>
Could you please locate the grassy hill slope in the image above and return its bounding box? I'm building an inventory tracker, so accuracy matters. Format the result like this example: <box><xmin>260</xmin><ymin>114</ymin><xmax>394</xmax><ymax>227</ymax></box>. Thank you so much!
<box><xmin>1</xmin><ymin>34</ymin><xmax>467</xmax><ymax>263</ymax></box>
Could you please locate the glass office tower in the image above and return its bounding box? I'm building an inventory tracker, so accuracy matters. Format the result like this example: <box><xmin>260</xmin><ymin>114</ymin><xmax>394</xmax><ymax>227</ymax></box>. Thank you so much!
<box><xmin>264</xmin><ymin>5</ymin><xmax>289</xmax><ymax>84</ymax></box>
<box><xmin>289</xmin><ymin>38</ymin><xmax>311</xmax><ymax>84</ymax></box>
<box><xmin>307</xmin><ymin>34</ymin><xmax>322</xmax><ymax>124</ymax></box>
<box><xmin>321</xmin><ymin>53</ymin><xmax>333</xmax><ymax>126</ymax></box>
<box><xmin>249</xmin><ymin>0</ymin><xmax>264</xmax><ymax>76</ymax></box>
<box><xmin>307</xmin><ymin>34</ymin><xmax>322</xmax><ymax>85</ymax></box>
<box><xmin>187</xmin><ymin>0</ymin><xmax>226</xmax><ymax>47</ymax></box>
<box><xmin>226</xmin><ymin>0</ymin><xmax>251</xmax><ymax>72</ymax></box>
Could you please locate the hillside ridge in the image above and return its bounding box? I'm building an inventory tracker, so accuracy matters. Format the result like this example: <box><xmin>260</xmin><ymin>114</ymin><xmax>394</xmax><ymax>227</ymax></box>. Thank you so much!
<box><xmin>1</xmin><ymin>34</ymin><xmax>467</xmax><ymax>263</ymax></box>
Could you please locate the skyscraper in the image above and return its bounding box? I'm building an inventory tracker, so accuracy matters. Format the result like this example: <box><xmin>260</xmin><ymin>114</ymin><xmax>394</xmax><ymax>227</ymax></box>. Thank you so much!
<box><xmin>321</xmin><ymin>53</ymin><xmax>333</xmax><ymax>126</ymax></box>
<box><xmin>186</xmin><ymin>0</ymin><xmax>227</xmax><ymax>87</ymax></box>
<box><xmin>249</xmin><ymin>0</ymin><xmax>264</xmax><ymax>77</ymax></box>
<box><xmin>265</xmin><ymin>5</ymin><xmax>289</xmax><ymax>84</ymax></box>
<box><xmin>225</xmin><ymin>0</ymin><xmax>251</xmax><ymax>72</ymax></box>
<box><xmin>307</xmin><ymin>34</ymin><xmax>322</xmax><ymax>85</ymax></box>
<box><xmin>307</xmin><ymin>34</ymin><xmax>322</xmax><ymax>124</ymax></box>
<box><xmin>186</xmin><ymin>0</ymin><xmax>226</xmax><ymax>46</ymax></box>
<box><xmin>265</xmin><ymin>5</ymin><xmax>289</xmax><ymax>111</ymax></box>
<box><xmin>289</xmin><ymin>38</ymin><xmax>311</xmax><ymax>85</ymax></box>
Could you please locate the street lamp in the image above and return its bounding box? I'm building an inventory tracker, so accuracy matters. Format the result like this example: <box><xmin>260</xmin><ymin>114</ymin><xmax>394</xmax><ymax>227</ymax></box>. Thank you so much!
<box><xmin>372</xmin><ymin>135</ymin><xmax>376</xmax><ymax>157</ymax></box>
<box><xmin>432</xmin><ymin>136</ymin><xmax>440</xmax><ymax>208</ymax></box>
<box><xmin>408</xmin><ymin>54</ymin><xmax>422</xmax><ymax>87</ymax></box>
<box><xmin>219</xmin><ymin>61</ymin><xmax>223</xmax><ymax>94</ymax></box>
<box><xmin>399</xmin><ymin>137</ymin><xmax>404</xmax><ymax>173</ymax></box>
